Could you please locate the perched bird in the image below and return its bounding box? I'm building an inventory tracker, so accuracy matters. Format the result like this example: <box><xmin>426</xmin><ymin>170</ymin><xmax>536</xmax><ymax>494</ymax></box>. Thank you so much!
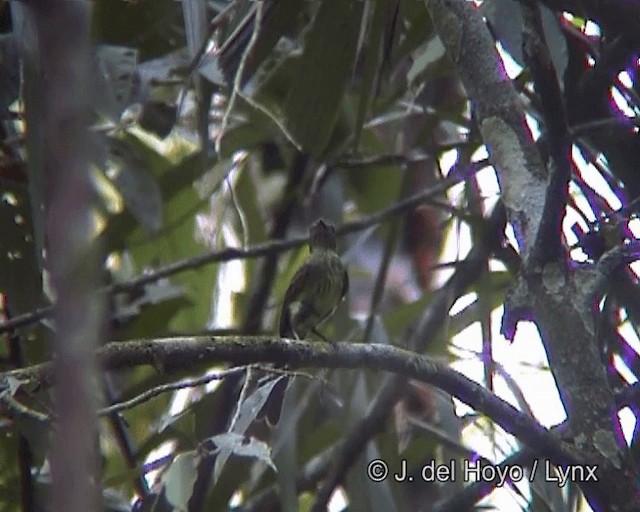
<box><xmin>262</xmin><ymin>219</ymin><xmax>349</xmax><ymax>426</ymax></box>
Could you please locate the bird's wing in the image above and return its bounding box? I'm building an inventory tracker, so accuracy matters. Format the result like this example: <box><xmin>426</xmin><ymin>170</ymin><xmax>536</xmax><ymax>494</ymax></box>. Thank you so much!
<box><xmin>279</xmin><ymin>259</ymin><xmax>315</xmax><ymax>337</ymax></box>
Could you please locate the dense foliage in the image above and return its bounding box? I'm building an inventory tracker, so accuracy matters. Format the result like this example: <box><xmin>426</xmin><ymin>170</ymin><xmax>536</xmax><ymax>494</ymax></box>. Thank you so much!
<box><xmin>0</xmin><ymin>0</ymin><xmax>639</xmax><ymax>511</ymax></box>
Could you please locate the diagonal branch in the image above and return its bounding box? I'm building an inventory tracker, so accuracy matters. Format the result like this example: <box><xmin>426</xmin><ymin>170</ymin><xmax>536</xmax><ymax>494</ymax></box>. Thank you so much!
<box><xmin>1</xmin><ymin>337</ymin><xmax>583</xmax><ymax>472</ymax></box>
<box><xmin>311</xmin><ymin>203</ymin><xmax>508</xmax><ymax>511</ymax></box>
<box><xmin>521</xmin><ymin>0</ymin><xmax>571</xmax><ymax>266</ymax></box>
<box><xmin>425</xmin><ymin>0</ymin><xmax>638</xmax><ymax>508</ymax></box>
<box><xmin>0</xmin><ymin>170</ymin><xmax>470</xmax><ymax>335</ymax></box>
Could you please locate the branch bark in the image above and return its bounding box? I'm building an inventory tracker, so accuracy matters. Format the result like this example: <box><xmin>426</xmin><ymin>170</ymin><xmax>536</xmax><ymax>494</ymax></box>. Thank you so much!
<box><xmin>423</xmin><ymin>0</ymin><xmax>639</xmax><ymax>508</ymax></box>
<box><xmin>16</xmin><ymin>2</ymin><xmax>105</xmax><ymax>512</ymax></box>
<box><xmin>0</xmin><ymin>337</ymin><xmax>584</xmax><ymax>467</ymax></box>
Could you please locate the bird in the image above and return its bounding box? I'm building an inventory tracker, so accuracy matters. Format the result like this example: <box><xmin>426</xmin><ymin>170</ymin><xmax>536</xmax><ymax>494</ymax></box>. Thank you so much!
<box><xmin>261</xmin><ymin>219</ymin><xmax>349</xmax><ymax>426</ymax></box>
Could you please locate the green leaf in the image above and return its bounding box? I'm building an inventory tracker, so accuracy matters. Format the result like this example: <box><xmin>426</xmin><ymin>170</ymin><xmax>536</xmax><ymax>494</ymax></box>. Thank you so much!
<box><xmin>162</xmin><ymin>451</ymin><xmax>199</xmax><ymax>512</ymax></box>
<box><xmin>210</xmin><ymin>432</ymin><xmax>275</xmax><ymax>484</ymax></box>
<box><xmin>406</xmin><ymin>36</ymin><xmax>447</xmax><ymax>86</ymax></box>
<box><xmin>282</xmin><ymin>0</ymin><xmax>363</xmax><ymax>155</ymax></box>
<box><xmin>107</xmin><ymin>139</ymin><xmax>218</xmax><ymax>332</ymax></box>
<box><xmin>383</xmin><ymin>294</ymin><xmax>433</xmax><ymax>338</ymax></box>
<box><xmin>353</xmin><ymin>0</ymin><xmax>388</xmax><ymax>150</ymax></box>
<box><xmin>108</xmin><ymin>137</ymin><xmax>163</xmax><ymax>235</ymax></box>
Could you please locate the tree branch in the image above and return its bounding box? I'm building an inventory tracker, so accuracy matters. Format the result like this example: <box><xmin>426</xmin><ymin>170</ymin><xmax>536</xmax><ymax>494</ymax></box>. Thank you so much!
<box><xmin>0</xmin><ymin>171</ymin><xmax>470</xmax><ymax>335</ymax></box>
<box><xmin>521</xmin><ymin>0</ymin><xmax>571</xmax><ymax>266</ymax></box>
<box><xmin>23</xmin><ymin>3</ymin><xmax>104</xmax><ymax>512</ymax></box>
<box><xmin>425</xmin><ymin>0</ymin><xmax>639</xmax><ymax>508</ymax></box>
<box><xmin>311</xmin><ymin>204</ymin><xmax>508</xmax><ymax>510</ymax></box>
<box><xmin>2</xmin><ymin>336</ymin><xmax>582</xmax><ymax>470</ymax></box>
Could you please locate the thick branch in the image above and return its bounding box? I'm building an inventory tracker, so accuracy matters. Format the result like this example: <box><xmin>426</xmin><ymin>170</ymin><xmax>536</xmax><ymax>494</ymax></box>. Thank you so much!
<box><xmin>311</xmin><ymin>204</ymin><xmax>508</xmax><ymax>510</ymax></box>
<box><xmin>3</xmin><ymin>336</ymin><xmax>580</xmax><ymax>468</ymax></box>
<box><xmin>23</xmin><ymin>3</ymin><xmax>103</xmax><ymax>512</ymax></box>
<box><xmin>425</xmin><ymin>0</ymin><xmax>547</xmax><ymax>263</ymax></box>
<box><xmin>425</xmin><ymin>0</ymin><xmax>639</xmax><ymax>508</ymax></box>
<box><xmin>521</xmin><ymin>0</ymin><xmax>571</xmax><ymax>266</ymax></box>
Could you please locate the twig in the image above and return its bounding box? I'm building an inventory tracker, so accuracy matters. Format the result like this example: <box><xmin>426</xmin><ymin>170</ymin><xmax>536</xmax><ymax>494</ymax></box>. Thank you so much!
<box><xmin>99</xmin><ymin>365</ymin><xmax>250</xmax><ymax>416</ymax></box>
<box><xmin>214</xmin><ymin>1</ymin><xmax>263</xmax><ymax>156</ymax></box>
<box><xmin>103</xmin><ymin>377</ymin><xmax>149</xmax><ymax>497</ymax></box>
<box><xmin>432</xmin><ymin>448</ymin><xmax>537</xmax><ymax>512</ymax></box>
<box><xmin>1</xmin><ymin>336</ymin><xmax>580</xmax><ymax>467</ymax></box>
<box><xmin>177</xmin><ymin>0</ymin><xmax>241</xmax><ymax>112</ymax></box>
<box><xmin>311</xmin><ymin>204</ymin><xmax>507</xmax><ymax>510</ymax></box>
<box><xmin>240</xmin><ymin>444</ymin><xmax>340</xmax><ymax>512</ymax></box>
<box><xmin>311</xmin><ymin>375</ymin><xmax>408</xmax><ymax>512</ymax></box>
<box><xmin>331</xmin><ymin>152</ymin><xmax>431</xmax><ymax>168</ymax></box>
<box><xmin>362</xmin><ymin>169</ymin><xmax>411</xmax><ymax>341</ymax></box>
<box><xmin>0</xmin><ymin>393</ymin><xmax>49</xmax><ymax>424</ymax></box>
<box><xmin>0</xmin><ymin>172</ymin><xmax>470</xmax><ymax>335</ymax></box>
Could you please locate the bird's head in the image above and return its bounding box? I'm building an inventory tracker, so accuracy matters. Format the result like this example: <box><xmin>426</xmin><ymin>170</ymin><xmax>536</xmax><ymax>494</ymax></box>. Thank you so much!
<box><xmin>309</xmin><ymin>219</ymin><xmax>337</xmax><ymax>251</ymax></box>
